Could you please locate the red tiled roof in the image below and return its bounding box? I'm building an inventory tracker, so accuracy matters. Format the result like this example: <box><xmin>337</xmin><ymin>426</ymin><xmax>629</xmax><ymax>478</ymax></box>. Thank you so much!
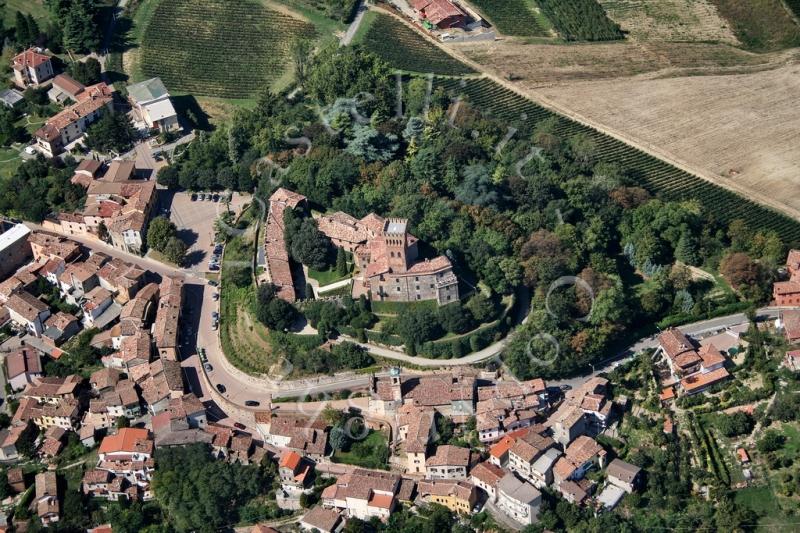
<box><xmin>99</xmin><ymin>428</ymin><xmax>152</xmax><ymax>454</ymax></box>
<box><xmin>13</xmin><ymin>48</ymin><xmax>50</xmax><ymax>69</ymax></box>
<box><xmin>680</xmin><ymin>367</ymin><xmax>730</xmax><ymax>393</ymax></box>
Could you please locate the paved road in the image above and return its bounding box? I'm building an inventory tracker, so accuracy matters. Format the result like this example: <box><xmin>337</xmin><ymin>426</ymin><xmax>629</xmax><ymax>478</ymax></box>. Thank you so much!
<box><xmin>26</xmin><ymin>222</ymin><xmax>789</xmax><ymax>418</ymax></box>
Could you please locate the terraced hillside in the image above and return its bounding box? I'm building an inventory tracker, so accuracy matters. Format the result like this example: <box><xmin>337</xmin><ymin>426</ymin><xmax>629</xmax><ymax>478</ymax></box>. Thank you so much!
<box><xmin>140</xmin><ymin>0</ymin><xmax>316</xmax><ymax>98</ymax></box>
<box><xmin>437</xmin><ymin>77</ymin><xmax>800</xmax><ymax>243</ymax></box>
<box><xmin>360</xmin><ymin>13</ymin><xmax>475</xmax><ymax>75</ymax></box>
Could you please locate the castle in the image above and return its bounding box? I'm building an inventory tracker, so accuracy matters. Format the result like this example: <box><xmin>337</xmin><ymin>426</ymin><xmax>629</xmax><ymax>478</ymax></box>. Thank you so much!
<box><xmin>317</xmin><ymin>211</ymin><xmax>459</xmax><ymax>305</ymax></box>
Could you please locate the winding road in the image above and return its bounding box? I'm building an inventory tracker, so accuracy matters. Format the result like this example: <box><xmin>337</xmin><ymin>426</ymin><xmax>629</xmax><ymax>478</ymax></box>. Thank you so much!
<box><xmin>29</xmin><ymin>222</ymin><xmax>787</xmax><ymax>418</ymax></box>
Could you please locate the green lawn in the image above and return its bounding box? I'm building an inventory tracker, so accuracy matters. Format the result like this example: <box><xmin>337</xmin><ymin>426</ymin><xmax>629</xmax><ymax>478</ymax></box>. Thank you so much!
<box><xmin>308</xmin><ymin>266</ymin><xmax>351</xmax><ymax>287</ymax></box>
<box><xmin>0</xmin><ymin>147</ymin><xmax>22</xmax><ymax>180</ymax></box>
<box><xmin>734</xmin><ymin>486</ymin><xmax>778</xmax><ymax>515</ymax></box>
<box><xmin>778</xmin><ymin>422</ymin><xmax>800</xmax><ymax>460</ymax></box>
<box><xmin>331</xmin><ymin>430</ymin><xmax>389</xmax><ymax>470</ymax></box>
<box><xmin>3</xmin><ymin>0</ymin><xmax>50</xmax><ymax>29</ymax></box>
<box><xmin>370</xmin><ymin>299</ymin><xmax>438</xmax><ymax>315</ymax></box>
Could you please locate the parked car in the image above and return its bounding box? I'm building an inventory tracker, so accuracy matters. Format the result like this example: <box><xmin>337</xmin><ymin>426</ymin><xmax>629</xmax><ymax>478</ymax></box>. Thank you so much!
<box><xmin>198</xmin><ymin>193</ymin><xmax>206</xmax><ymax>201</ymax></box>
<box><xmin>208</xmin><ymin>264</ymin><xmax>220</xmax><ymax>271</ymax></box>
<box><xmin>208</xmin><ymin>280</ymin><xmax>218</xmax><ymax>287</ymax></box>
<box><xmin>212</xmin><ymin>194</ymin><xmax>220</xmax><ymax>202</ymax></box>
<box><xmin>214</xmin><ymin>245</ymin><xmax>223</xmax><ymax>254</ymax></box>
<box><xmin>212</xmin><ymin>292</ymin><xmax>219</xmax><ymax>301</ymax></box>
<box><xmin>245</xmin><ymin>400</ymin><xmax>260</xmax><ymax>407</ymax></box>
<box><xmin>211</xmin><ymin>311</ymin><xmax>219</xmax><ymax>320</ymax></box>
<box><xmin>233</xmin><ymin>422</ymin><xmax>246</xmax><ymax>430</ymax></box>
<box><xmin>216</xmin><ymin>383</ymin><xmax>226</xmax><ymax>393</ymax></box>
<box><xmin>204</xmin><ymin>363</ymin><xmax>213</xmax><ymax>372</ymax></box>
<box><xmin>191</xmin><ymin>193</ymin><xmax>197</xmax><ymax>201</ymax></box>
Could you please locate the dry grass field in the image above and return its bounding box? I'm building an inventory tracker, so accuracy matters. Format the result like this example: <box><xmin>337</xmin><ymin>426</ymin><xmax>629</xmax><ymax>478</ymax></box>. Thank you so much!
<box><xmin>599</xmin><ymin>0</ymin><xmax>739</xmax><ymax>44</ymax></box>
<box><xmin>531</xmin><ymin>63</ymin><xmax>800</xmax><ymax>218</ymax></box>
<box><xmin>457</xmin><ymin>40</ymin><xmax>784</xmax><ymax>85</ymax></box>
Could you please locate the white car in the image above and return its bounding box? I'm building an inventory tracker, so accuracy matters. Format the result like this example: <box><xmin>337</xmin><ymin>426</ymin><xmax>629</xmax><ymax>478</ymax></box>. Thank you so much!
<box><xmin>24</xmin><ymin>146</ymin><xmax>36</xmax><ymax>155</ymax></box>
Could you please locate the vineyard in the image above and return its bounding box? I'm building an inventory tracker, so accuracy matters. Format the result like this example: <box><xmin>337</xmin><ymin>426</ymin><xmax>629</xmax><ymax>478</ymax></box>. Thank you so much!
<box><xmin>140</xmin><ymin>0</ymin><xmax>316</xmax><ymax>99</ymax></box>
<box><xmin>435</xmin><ymin>77</ymin><xmax>800</xmax><ymax>243</ymax></box>
<box><xmin>361</xmin><ymin>14</ymin><xmax>475</xmax><ymax>75</ymax></box>
<box><xmin>537</xmin><ymin>0</ymin><xmax>624</xmax><ymax>41</ymax></box>
<box><xmin>468</xmin><ymin>0</ymin><xmax>551</xmax><ymax>37</ymax></box>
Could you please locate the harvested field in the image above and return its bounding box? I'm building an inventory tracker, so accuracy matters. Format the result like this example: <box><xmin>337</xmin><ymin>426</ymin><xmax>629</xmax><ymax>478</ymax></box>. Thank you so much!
<box><xmin>456</xmin><ymin>39</ymin><xmax>783</xmax><ymax>85</ymax></box>
<box><xmin>599</xmin><ymin>0</ymin><xmax>739</xmax><ymax>44</ymax></box>
<box><xmin>533</xmin><ymin>63</ymin><xmax>800</xmax><ymax>220</ymax></box>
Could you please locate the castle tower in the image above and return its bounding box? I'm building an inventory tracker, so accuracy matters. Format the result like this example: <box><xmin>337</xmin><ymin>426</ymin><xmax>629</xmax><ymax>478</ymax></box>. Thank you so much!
<box><xmin>383</xmin><ymin>218</ymin><xmax>409</xmax><ymax>272</ymax></box>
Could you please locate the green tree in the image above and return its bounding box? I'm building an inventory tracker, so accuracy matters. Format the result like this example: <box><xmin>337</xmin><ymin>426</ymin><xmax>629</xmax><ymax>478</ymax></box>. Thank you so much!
<box><xmin>289</xmin><ymin>218</ymin><xmax>330</xmax><ymax>271</ymax></box>
<box><xmin>290</xmin><ymin>37</ymin><xmax>313</xmax><ymax>88</ymax></box>
<box><xmin>437</xmin><ymin>302</ymin><xmax>473</xmax><ymax>334</ymax></box>
<box><xmin>757</xmin><ymin>430</ymin><xmax>786</xmax><ymax>453</ymax></box>
<box><xmin>62</xmin><ymin>1</ymin><xmax>99</xmax><ymax>52</ymax></box>
<box><xmin>85</xmin><ymin>112</ymin><xmax>136</xmax><ymax>154</ymax></box>
<box><xmin>26</xmin><ymin>14</ymin><xmax>40</xmax><ymax>43</ymax></box>
<box><xmin>146</xmin><ymin>216</ymin><xmax>177</xmax><ymax>252</ymax></box>
<box><xmin>162</xmin><ymin>236</ymin><xmax>188</xmax><ymax>266</ymax></box>
<box><xmin>254</xmin><ymin>284</ymin><xmax>299</xmax><ymax>331</ymax></box>
<box><xmin>68</xmin><ymin>57</ymin><xmax>102</xmax><ymax>85</ymax></box>
<box><xmin>335</xmin><ymin>247</ymin><xmax>348</xmax><ymax>276</ymax></box>
<box><xmin>15</xmin><ymin>11</ymin><xmax>31</xmax><ymax>44</ymax></box>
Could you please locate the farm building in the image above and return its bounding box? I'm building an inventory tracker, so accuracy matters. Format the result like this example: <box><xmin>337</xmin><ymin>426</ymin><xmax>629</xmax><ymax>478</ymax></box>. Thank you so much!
<box><xmin>411</xmin><ymin>0</ymin><xmax>467</xmax><ymax>29</ymax></box>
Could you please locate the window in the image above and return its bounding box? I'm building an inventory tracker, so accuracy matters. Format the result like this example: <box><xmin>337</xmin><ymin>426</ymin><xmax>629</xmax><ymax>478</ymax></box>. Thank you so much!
<box><xmin>397</xmin><ymin>287</ymin><xmax>401</xmax><ymax>292</ymax></box>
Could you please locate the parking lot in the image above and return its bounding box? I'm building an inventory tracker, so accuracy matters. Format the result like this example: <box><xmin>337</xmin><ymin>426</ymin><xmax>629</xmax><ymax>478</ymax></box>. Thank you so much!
<box><xmin>165</xmin><ymin>191</ymin><xmax>249</xmax><ymax>272</ymax></box>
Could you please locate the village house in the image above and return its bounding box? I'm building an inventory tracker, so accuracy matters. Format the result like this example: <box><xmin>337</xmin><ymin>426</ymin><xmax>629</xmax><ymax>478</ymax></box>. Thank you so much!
<box><xmin>299</xmin><ymin>506</ymin><xmax>344</xmax><ymax>533</ymax></box>
<box><xmin>773</xmin><ymin>250</ymin><xmax>800</xmax><ymax>305</ymax></box>
<box><xmin>279</xmin><ymin>450</ymin><xmax>312</xmax><ymax>491</ymax></box>
<box><xmin>417</xmin><ymin>479</ymin><xmax>477</xmax><ymax>514</ymax></box>
<box><xmin>657</xmin><ymin>328</ymin><xmax>730</xmax><ymax>395</ymax></box>
<box><xmin>11</xmin><ymin>48</ymin><xmax>54</xmax><ymax>87</ymax></box>
<box><xmin>95</xmin><ymin>428</ymin><xmax>155</xmax><ymax>500</ymax></box>
<box><xmin>0</xmin><ymin>223</ymin><xmax>32</xmax><ymax>280</ymax></box>
<box><xmin>90</xmin><ymin>367</ymin><xmax>122</xmax><ymax>393</ymax></box>
<box><xmin>508</xmin><ymin>429</ymin><xmax>557</xmax><ymax>482</ymax></box>
<box><xmin>397</xmin><ymin>404</ymin><xmax>434</xmax><ymax>474</ymax></box>
<box><xmin>28</xmin><ymin>233</ymin><xmax>81</xmax><ymax>264</ymax></box>
<box><xmin>605</xmin><ymin>458</ymin><xmax>641</xmax><ymax>493</ymax></box>
<box><xmin>81</xmin><ymin>286</ymin><xmax>115</xmax><ymax>328</ymax></box>
<box><xmin>42</xmin><ymin>311</ymin><xmax>81</xmax><ymax>346</ymax></box>
<box><xmin>553</xmin><ymin>436</ymin><xmax>607</xmax><ymax>485</ymax></box>
<box><xmin>153</xmin><ymin>275</ymin><xmax>183</xmax><ymax>360</ymax></box>
<box><xmin>48</xmin><ymin>73</ymin><xmax>86</xmax><ymax>104</ymax></box>
<box><xmin>5</xmin><ymin>291</ymin><xmax>50</xmax><ymax>337</ymax></box>
<box><xmin>495</xmin><ymin>473</ymin><xmax>541</xmax><ymax>526</ymax></box>
<box><xmin>98</xmin><ymin>257</ymin><xmax>146</xmax><ymax>304</ymax></box>
<box><xmin>8</xmin><ymin>467</ymin><xmax>26</xmax><ymax>493</ymax></box>
<box><xmin>529</xmin><ymin>447</ymin><xmax>562</xmax><ymax>489</ymax></box>
<box><xmin>469</xmin><ymin>460</ymin><xmax>505</xmax><ymax>502</ymax></box>
<box><xmin>0</xmin><ymin>423</ymin><xmax>30</xmax><ymax>461</ymax></box>
<box><xmin>70</xmin><ymin>159</ymin><xmax>103</xmax><ymax>188</ymax></box>
<box><xmin>5</xmin><ymin>346</ymin><xmax>43</xmax><ymax>391</ymax></box>
<box><xmin>127</xmin><ymin>78</ymin><xmax>180</xmax><ymax>133</ymax></box>
<box><xmin>321</xmin><ymin>468</ymin><xmax>401</xmax><ymax>521</ymax></box>
<box><xmin>35</xmin><ymin>82</ymin><xmax>114</xmax><ymax>157</ymax></box>
<box><xmin>256</xmin><ymin>414</ymin><xmax>329</xmax><ymax>460</ymax></box>
<box><xmin>35</xmin><ymin>471</ymin><xmax>60</xmax><ymax>525</ymax></box>
<box><xmin>368</xmin><ymin>370</ymin><xmax>476</xmax><ymax>418</ymax></box>
<box><xmin>426</xmin><ymin>444</ymin><xmax>472</xmax><ymax>480</ymax></box>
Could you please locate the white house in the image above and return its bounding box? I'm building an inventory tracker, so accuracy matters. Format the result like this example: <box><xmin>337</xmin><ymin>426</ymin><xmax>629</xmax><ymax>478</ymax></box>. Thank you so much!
<box><xmin>496</xmin><ymin>473</ymin><xmax>541</xmax><ymax>526</ymax></box>
<box><xmin>126</xmin><ymin>78</ymin><xmax>179</xmax><ymax>132</ymax></box>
